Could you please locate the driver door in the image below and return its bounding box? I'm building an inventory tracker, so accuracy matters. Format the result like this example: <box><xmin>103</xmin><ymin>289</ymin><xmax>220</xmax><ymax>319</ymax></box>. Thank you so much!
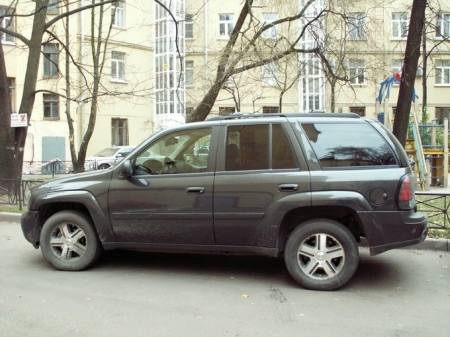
<box><xmin>108</xmin><ymin>127</ymin><xmax>215</xmax><ymax>245</ymax></box>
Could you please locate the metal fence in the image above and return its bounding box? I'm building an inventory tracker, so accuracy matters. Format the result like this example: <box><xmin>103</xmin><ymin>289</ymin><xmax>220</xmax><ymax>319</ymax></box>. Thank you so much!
<box><xmin>0</xmin><ymin>178</ymin><xmax>43</xmax><ymax>209</ymax></box>
<box><xmin>22</xmin><ymin>159</ymin><xmax>74</xmax><ymax>176</ymax></box>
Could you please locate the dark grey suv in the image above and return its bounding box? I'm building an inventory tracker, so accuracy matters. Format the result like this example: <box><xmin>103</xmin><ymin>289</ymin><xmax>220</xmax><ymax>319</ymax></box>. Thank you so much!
<box><xmin>21</xmin><ymin>113</ymin><xmax>427</xmax><ymax>290</ymax></box>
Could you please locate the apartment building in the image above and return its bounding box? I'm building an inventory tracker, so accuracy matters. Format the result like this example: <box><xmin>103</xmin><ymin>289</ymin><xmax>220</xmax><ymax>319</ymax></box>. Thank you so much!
<box><xmin>2</xmin><ymin>0</ymin><xmax>450</xmax><ymax>165</ymax></box>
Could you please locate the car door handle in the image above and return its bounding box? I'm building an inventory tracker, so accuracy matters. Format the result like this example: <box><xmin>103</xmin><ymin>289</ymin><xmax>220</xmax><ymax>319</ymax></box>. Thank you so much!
<box><xmin>186</xmin><ymin>187</ymin><xmax>205</xmax><ymax>194</ymax></box>
<box><xmin>278</xmin><ymin>184</ymin><xmax>299</xmax><ymax>192</ymax></box>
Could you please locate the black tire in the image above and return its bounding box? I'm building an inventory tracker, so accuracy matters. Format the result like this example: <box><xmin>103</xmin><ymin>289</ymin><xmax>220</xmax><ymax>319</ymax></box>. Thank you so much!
<box><xmin>284</xmin><ymin>219</ymin><xmax>359</xmax><ymax>291</ymax></box>
<box><xmin>98</xmin><ymin>164</ymin><xmax>109</xmax><ymax>170</ymax></box>
<box><xmin>39</xmin><ymin>210</ymin><xmax>103</xmax><ymax>271</ymax></box>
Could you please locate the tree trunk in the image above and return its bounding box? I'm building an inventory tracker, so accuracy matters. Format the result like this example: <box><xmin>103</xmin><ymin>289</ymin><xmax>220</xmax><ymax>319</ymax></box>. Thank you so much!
<box><xmin>186</xmin><ymin>0</ymin><xmax>252</xmax><ymax>123</ymax></box>
<box><xmin>0</xmin><ymin>41</ymin><xmax>15</xmax><ymax>180</ymax></box>
<box><xmin>393</xmin><ymin>0</ymin><xmax>426</xmax><ymax>146</ymax></box>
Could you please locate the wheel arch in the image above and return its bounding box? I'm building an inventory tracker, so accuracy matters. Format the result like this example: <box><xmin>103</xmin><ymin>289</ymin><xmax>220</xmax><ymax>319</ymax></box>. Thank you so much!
<box><xmin>277</xmin><ymin>205</ymin><xmax>365</xmax><ymax>253</ymax></box>
<box><xmin>33</xmin><ymin>191</ymin><xmax>115</xmax><ymax>246</ymax></box>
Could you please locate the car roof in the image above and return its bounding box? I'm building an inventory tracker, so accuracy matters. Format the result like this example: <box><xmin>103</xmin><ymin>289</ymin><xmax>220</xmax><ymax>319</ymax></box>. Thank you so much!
<box><xmin>207</xmin><ymin>112</ymin><xmax>361</xmax><ymax>121</ymax></box>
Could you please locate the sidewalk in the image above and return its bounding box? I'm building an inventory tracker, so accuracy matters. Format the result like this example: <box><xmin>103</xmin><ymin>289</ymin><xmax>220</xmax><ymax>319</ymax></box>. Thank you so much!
<box><xmin>1</xmin><ymin>211</ymin><xmax>448</xmax><ymax>252</ymax></box>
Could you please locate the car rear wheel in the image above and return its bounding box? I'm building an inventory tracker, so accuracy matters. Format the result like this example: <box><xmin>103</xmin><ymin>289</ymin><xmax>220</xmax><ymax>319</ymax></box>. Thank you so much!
<box><xmin>284</xmin><ymin>219</ymin><xmax>359</xmax><ymax>291</ymax></box>
<box><xmin>39</xmin><ymin>211</ymin><xmax>102</xmax><ymax>271</ymax></box>
<box><xmin>98</xmin><ymin>164</ymin><xmax>110</xmax><ymax>169</ymax></box>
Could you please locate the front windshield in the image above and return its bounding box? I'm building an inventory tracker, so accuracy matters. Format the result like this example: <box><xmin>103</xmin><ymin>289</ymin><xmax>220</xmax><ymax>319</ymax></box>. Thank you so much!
<box><xmin>95</xmin><ymin>148</ymin><xmax>118</xmax><ymax>157</ymax></box>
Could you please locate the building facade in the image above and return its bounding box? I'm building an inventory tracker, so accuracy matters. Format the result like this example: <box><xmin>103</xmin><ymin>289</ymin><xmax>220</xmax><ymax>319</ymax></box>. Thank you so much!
<box><xmin>2</xmin><ymin>0</ymin><xmax>450</xmax><ymax>166</ymax></box>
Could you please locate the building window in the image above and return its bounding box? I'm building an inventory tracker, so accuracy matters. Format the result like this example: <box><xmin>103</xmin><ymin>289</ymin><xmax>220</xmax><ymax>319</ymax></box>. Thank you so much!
<box><xmin>435</xmin><ymin>107</ymin><xmax>450</xmax><ymax>124</ymax></box>
<box><xmin>392</xmin><ymin>12</ymin><xmax>408</xmax><ymax>39</ymax></box>
<box><xmin>111</xmin><ymin>51</ymin><xmax>125</xmax><ymax>80</ymax></box>
<box><xmin>185</xmin><ymin>13</ymin><xmax>193</xmax><ymax>38</ymax></box>
<box><xmin>348</xmin><ymin>59</ymin><xmax>365</xmax><ymax>85</ymax></box>
<box><xmin>111</xmin><ymin>118</ymin><xmax>129</xmax><ymax>146</ymax></box>
<box><xmin>219</xmin><ymin>14</ymin><xmax>234</xmax><ymax>37</ymax></box>
<box><xmin>43</xmin><ymin>94</ymin><xmax>59</xmax><ymax>119</ymax></box>
<box><xmin>43</xmin><ymin>43</ymin><xmax>59</xmax><ymax>77</ymax></box>
<box><xmin>0</xmin><ymin>6</ymin><xmax>14</xmax><ymax>43</ymax></box>
<box><xmin>263</xmin><ymin>106</ymin><xmax>280</xmax><ymax>114</ymax></box>
<box><xmin>436</xmin><ymin>13</ymin><xmax>450</xmax><ymax>39</ymax></box>
<box><xmin>392</xmin><ymin>59</ymin><xmax>403</xmax><ymax>75</ymax></box>
<box><xmin>349</xmin><ymin>107</ymin><xmax>366</xmax><ymax>116</ymax></box>
<box><xmin>262</xmin><ymin>13</ymin><xmax>277</xmax><ymax>39</ymax></box>
<box><xmin>219</xmin><ymin>107</ymin><xmax>235</xmax><ymax>116</ymax></box>
<box><xmin>185</xmin><ymin>60</ymin><xmax>194</xmax><ymax>86</ymax></box>
<box><xmin>262</xmin><ymin>62</ymin><xmax>278</xmax><ymax>86</ymax></box>
<box><xmin>48</xmin><ymin>0</ymin><xmax>59</xmax><ymax>14</ymax></box>
<box><xmin>112</xmin><ymin>1</ymin><xmax>125</xmax><ymax>27</ymax></box>
<box><xmin>348</xmin><ymin>13</ymin><xmax>365</xmax><ymax>40</ymax></box>
<box><xmin>435</xmin><ymin>59</ymin><xmax>450</xmax><ymax>85</ymax></box>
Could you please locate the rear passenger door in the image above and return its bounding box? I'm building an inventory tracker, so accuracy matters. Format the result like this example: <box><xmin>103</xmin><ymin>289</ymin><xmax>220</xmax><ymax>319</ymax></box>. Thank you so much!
<box><xmin>213</xmin><ymin>121</ymin><xmax>311</xmax><ymax>248</ymax></box>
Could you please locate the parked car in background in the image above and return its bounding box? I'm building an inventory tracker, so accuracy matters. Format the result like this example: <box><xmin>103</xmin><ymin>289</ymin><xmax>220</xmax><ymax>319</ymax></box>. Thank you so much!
<box><xmin>85</xmin><ymin>146</ymin><xmax>135</xmax><ymax>170</ymax></box>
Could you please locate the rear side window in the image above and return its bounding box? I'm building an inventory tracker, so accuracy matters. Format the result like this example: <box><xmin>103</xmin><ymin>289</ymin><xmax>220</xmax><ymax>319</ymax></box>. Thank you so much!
<box><xmin>301</xmin><ymin>122</ymin><xmax>397</xmax><ymax>168</ymax></box>
<box><xmin>225</xmin><ymin>123</ymin><xmax>297</xmax><ymax>170</ymax></box>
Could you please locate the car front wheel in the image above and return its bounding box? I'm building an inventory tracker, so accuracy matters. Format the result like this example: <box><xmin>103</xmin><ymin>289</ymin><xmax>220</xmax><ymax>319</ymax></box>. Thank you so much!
<box><xmin>39</xmin><ymin>210</ymin><xmax>102</xmax><ymax>271</ymax></box>
<box><xmin>284</xmin><ymin>219</ymin><xmax>359</xmax><ymax>291</ymax></box>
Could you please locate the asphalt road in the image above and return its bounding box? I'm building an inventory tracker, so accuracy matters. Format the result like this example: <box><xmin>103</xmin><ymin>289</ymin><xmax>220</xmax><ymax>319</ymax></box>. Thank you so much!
<box><xmin>1</xmin><ymin>221</ymin><xmax>449</xmax><ymax>337</ymax></box>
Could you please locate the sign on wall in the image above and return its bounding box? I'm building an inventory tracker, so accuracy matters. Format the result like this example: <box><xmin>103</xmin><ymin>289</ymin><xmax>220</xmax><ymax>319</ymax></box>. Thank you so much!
<box><xmin>10</xmin><ymin>114</ymin><xmax>27</xmax><ymax>127</ymax></box>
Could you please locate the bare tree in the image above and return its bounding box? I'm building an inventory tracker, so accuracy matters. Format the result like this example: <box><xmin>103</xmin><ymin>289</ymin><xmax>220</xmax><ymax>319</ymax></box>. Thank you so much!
<box><xmin>393</xmin><ymin>0</ymin><xmax>427</xmax><ymax>146</ymax></box>
<box><xmin>186</xmin><ymin>0</ymin><xmax>324</xmax><ymax>122</ymax></box>
<box><xmin>0</xmin><ymin>0</ymin><xmax>118</xmax><ymax>179</ymax></box>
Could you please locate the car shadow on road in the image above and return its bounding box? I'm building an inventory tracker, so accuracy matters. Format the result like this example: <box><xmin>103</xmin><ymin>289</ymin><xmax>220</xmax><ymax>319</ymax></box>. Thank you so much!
<box><xmin>92</xmin><ymin>247</ymin><xmax>404</xmax><ymax>291</ymax></box>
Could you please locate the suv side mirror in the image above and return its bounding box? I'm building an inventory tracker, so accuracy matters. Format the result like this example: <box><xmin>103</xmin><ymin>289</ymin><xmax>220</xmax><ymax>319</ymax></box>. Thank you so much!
<box><xmin>120</xmin><ymin>160</ymin><xmax>133</xmax><ymax>179</ymax></box>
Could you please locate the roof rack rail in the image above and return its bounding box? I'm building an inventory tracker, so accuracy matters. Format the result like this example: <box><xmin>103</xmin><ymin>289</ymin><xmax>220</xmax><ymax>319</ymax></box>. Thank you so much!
<box><xmin>208</xmin><ymin>112</ymin><xmax>360</xmax><ymax>121</ymax></box>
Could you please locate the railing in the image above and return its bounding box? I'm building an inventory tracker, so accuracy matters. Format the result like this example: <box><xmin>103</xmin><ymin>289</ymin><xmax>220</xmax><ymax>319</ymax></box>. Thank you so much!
<box><xmin>416</xmin><ymin>192</ymin><xmax>450</xmax><ymax>230</ymax></box>
<box><xmin>22</xmin><ymin>159</ymin><xmax>74</xmax><ymax>176</ymax></box>
<box><xmin>0</xmin><ymin>178</ymin><xmax>43</xmax><ymax>209</ymax></box>
<box><xmin>0</xmin><ymin>179</ymin><xmax>19</xmax><ymax>206</ymax></box>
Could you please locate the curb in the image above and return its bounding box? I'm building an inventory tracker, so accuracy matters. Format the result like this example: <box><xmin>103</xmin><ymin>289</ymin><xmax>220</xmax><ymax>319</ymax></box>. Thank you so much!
<box><xmin>0</xmin><ymin>212</ymin><xmax>22</xmax><ymax>223</ymax></box>
<box><xmin>402</xmin><ymin>238</ymin><xmax>449</xmax><ymax>252</ymax></box>
<box><xmin>1</xmin><ymin>212</ymin><xmax>449</xmax><ymax>252</ymax></box>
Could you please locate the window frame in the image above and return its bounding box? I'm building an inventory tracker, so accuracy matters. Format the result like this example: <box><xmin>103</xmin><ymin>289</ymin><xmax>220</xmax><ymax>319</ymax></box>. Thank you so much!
<box><xmin>348</xmin><ymin>59</ymin><xmax>365</xmax><ymax>85</ymax></box>
<box><xmin>111</xmin><ymin>118</ymin><xmax>129</xmax><ymax>146</ymax></box>
<box><xmin>436</xmin><ymin>13</ymin><xmax>450</xmax><ymax>39</ymax></box>
<box><xmin>111</xmin><ymin>51</ymin><xmax>126</xmax><ymax>81</ymax></box>
<box><xmin>47</xmin><ymin>0</ymin><xmax>59</xmax><ymax>14</ymax></box>
<box><xmin>435</xmin><ymin>59</ymin><xmax>450</xmax><ymax>85</ymax></box>
<box><xmin>225</xmin><ymin>123</ymin><xmax>297</xmax><ymax>171</ymax></box>
<box><xmin>392</xmin><ymin>12</ymin><xmax>408</xmax><ymax>39</ymax></box>
<box><xmin>112</xmin><ymin>1</ymin><xmax>125</xmax><ymax>27</ymax></box>
<box><xmin>219</xmin><ymin>14</ymin><xmax>234</xmax><ymax>38</ymax></box>
<box><xmin>43</xmin><ymin>94</ymin><xmax>59</xmax><ymax>119</ymax></box>
<box><xmin>348</xmin><ymin>12</ymin><xmax>365</xmax><ymax>40</ymax></box>
<box><xmin>349</xmin><ymin>107</ymin><xmax>366</xmax><ymax>117</ymax></box>
<box><xmin>185</xmin><ymin>13</ymin><xmax>194</xmax><ymax>39</ymax></box>
<box><xmin>262</xmin><ymin>62</ymin><xmax>279</xmax><ymax>87</ymax></box>
<box><xmin>43</xmin><ymin>43</ymin><xmax>59</xmax><ymax>78</ymax></box>
<box><xmin>185</xmin><ymin>60</ymin><xmax>194</xmax><ymax>86</ymax></box>
<box><xmin>262</xmin><ymin>13</ymin><xmax>278</xmax><ymax>39</ymax></box>
<box><xmin>0</xmin><ymin>6</ymin><xmax>14</xmax><ymax>43</ymax></box>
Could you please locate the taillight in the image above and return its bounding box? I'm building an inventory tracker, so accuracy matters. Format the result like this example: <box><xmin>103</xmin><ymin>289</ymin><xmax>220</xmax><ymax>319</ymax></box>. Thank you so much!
<box><xmin>398</xmin><ymin>174</ymin><xmax>415</xmax><ymax>210</ymax></box>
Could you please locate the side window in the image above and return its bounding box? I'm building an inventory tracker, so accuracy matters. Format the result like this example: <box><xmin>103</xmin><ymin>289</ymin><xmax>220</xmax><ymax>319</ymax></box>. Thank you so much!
<box><xmin>225</xmin><ymin>124</ymin><xmax>297</xmax><ymax>171</ymax></box>
<box><xmin>272</xmin><ymin>124</ymin><xmax>297</xmax><ymax>169</ymax></box>
<box><xmin>301</xmin><ymin>123</ymin><xmax>397</xmax><ymax>168</ymax></box>
<box><xmin>134</xmin><ymin>128</ymin><xmax>211</xmax><ymax>175</ymax></box>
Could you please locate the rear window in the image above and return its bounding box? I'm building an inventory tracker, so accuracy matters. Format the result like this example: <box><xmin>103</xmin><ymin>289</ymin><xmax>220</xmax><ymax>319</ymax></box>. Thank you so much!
<box><xmin>301</xmin><ymin>122</ymin><xmax>397</xmax><ymax>168</ymax></box>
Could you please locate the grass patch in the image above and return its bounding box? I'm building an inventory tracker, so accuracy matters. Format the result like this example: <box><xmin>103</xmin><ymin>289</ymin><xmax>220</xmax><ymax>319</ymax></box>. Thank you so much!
<box><xmin>0</xmin><ymin>204</ymin><xmax>25</xmax><ymax>214</ymax></box>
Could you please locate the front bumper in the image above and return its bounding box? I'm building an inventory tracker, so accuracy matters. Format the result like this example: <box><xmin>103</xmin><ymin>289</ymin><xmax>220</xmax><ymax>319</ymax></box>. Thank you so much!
<box><xmin>21</xmin><ymin>211</ymin><xmax>40</xmax><ymax>248</ymax></box>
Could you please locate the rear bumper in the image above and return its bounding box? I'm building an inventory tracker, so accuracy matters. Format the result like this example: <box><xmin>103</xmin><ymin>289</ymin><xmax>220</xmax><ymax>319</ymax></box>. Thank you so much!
<box><xmin>358</xmin><ymin>210</ymin><xmax>428</xmax><ymax>256</ymax></box>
